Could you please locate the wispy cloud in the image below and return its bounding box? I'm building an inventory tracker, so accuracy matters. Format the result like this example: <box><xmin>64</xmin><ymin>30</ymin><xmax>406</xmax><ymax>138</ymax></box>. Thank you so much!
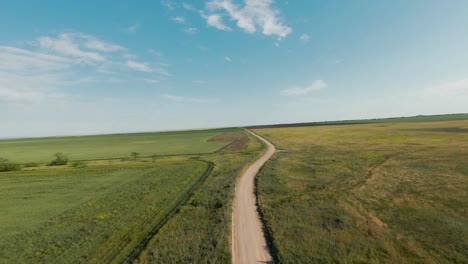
<box><xmin>126</xmin><ymin>60</ymin><xmax>154</xmax><ymax>72</ymax></box>
<box><xmin>37</xmin><ymin>33</ymin><xmax>106</xmax><ymax>61</ymax></box>
<box><xmin>0</xmin><ymin>46</ymin><xmax>71</xmax><ymax>71</ymax></box>
<box><xmin>84</xmin><ymin>38</ymin><xmax>125</xmax><ymax>52</ymax></box>
<box><xmin>184</xmin><ymin>27</ymin><xmax>198</xmax><ymax>34</ymax></box>
<box><xmin>203</xmin><ymin>14</ymin><xmax>232</xmax><ymax>31</ymax></box>
<box><xmin>122</xmin><ymin>53</ymin><xmax>137</xmax><ymax>60</ymax></box>
<box><xmin>182</xmin><ymin>3</ymin><xmax>196</xmax><ymax>11</ymax></box>
<box><xmin>161</xmin><ymin>0</ymin><xmax>177</xmax><ymax>10</ymax></box>
<box><xmin>172</xmin><ymin>16</ymin><xmax>185</xmax><ymax>23</ymax></box>
<box><xmin>0</xmin><ymin>31</ymin><xmax>170</xmax><ymax>103</ymax></box>
<box><xmin>205</xmin><ymin>0</ymin><xmax>292</xmax><ymax>38</ymax></box>
<box><xmin>161</xmin><ymin>93</ymin><xmax>215</xmax><ymax>103</ymax></box>
<box><xmin>224</xmin><ymin>56</ymin><xmax>232</xmax><ymax>62</ymax></box>
<box><xmin>126</xmin><ymin>24</ymin><xmax>140</xmax><ymax>33</ymax></box>
<box><xmin>299</xmin><ymin>33</ymin><xmax>310</xmax><ymax>42</ymax></box>
<box><xmin>281</xmin><ymin>80</ymin><xmax>327</xmax><ymax>96</ymax></box>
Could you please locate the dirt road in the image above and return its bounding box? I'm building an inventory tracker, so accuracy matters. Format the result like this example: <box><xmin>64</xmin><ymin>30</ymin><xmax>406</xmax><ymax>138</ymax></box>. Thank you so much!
<box><xmin>232</xmin><ymin>130</ymin><xmax>276</xmax><ymax>264</ymax></box>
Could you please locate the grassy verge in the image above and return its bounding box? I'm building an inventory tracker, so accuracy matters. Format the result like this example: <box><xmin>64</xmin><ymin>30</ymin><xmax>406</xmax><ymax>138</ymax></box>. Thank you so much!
<box><xmin>254</xmin><ymin>120</ymin><xmax>468</xmax><ymax>263</ymax></box>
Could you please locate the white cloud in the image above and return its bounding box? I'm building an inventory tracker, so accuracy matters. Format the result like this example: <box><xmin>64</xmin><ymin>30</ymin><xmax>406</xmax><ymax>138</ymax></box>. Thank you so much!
<box><xmin>172</xmin><ymin>16</ymin><xmax>185</xmax><ymax>23</ymax></box>
<box><xmin>184</xmin><ymin>27</ymin><xmax>198</xmax><ymax>34</ymax></box>
<box><xmin>161</xmin><ymin>0</ymin><xmax>177</xmax><ymax>10</ymax></box>
<box><xmin>161</xmin><ymin>93</ymin><xmax>214</xmax><ymax>103</ymax></box>
<box><xmin>126</xmin><ymin>60</ymin><xmax>153</xmax><ymax>72</ymax></box>
<box><xmin>203</xmin><ymin>14</ymin><xmax>232</xmax><ymax>31</ymax></box>
<box><xmin>0</xmin><ymin>32</ymin><xmax>171</xmax><ymax>104</ymax></box>
<box><xmin>84</xmin><ymin>38</ymin><xmax>125</xmax><ymax>52</ymax></box>
<box><xmin>206</xmin><ymin>0</ymin><xmax>292</xmax><ymax>38</ymax></box>
<box><xmin>37</xmin><ymin>33</ymin><xmax>106</xmax><ymax>61</ymax></box>
<box><xmin>182</xmin><ymin>3</ymin><xmax>196</xmax><ymax>11</ymax></box>
<box><xmin>281</xmin><ymin>80</ymin><xmax>327</xmax><ymax>96</ymax></box>
<box><xmin>0</xmin><ymin>46</ymin><xmax>71</xmax><ymax>71</ymax></box>
<box><xmin>224</xmin><ymin>56</ymin><xmax>232</xmax><ymax>62</ymax></box>
<box><xmin>122</xmin><ymin>53</ymin><xmax>137</xmax><ymax>60</ymax></box>
<box><xmin>299</xmin><ymin>33</ymin><xmax>310</xmax><ymax>42</ymax></box>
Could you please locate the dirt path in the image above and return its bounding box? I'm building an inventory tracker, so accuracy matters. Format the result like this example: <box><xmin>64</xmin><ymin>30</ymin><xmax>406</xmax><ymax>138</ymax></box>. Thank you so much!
<box><xmin>232</xmin><ymin>130</ymin><xmax>276</xmax><ymax>264</ymax></box>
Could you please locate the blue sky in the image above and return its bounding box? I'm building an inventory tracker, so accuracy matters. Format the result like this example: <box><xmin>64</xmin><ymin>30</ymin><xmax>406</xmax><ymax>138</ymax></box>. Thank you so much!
<box><xmin>1</xmin><ymin>0</ymin><xmax>468</xmax><ymax>137</ymax></box>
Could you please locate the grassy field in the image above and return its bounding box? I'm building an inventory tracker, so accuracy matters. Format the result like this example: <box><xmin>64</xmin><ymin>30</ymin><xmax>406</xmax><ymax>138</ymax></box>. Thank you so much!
<box><xmin>0</xmin><ymin>128</ymin><xmax>235</xmax><ymax>163</ymax></box>
<box><xmin>254</xmin><ymin>120</ymin><xmax>468</xmax><ymax>263</ymax></box>
<box><xmin>248</xmin><ymin>113</ymin><xmax>468</xmax><ymax>129</ymax></box>
<box><xmin>0</xmin><ymin>128</ymin><xmax>265</xmax><ymax>263</ymax></box>
<box><xmin>0</xmin><ymin>160</ymin><xmax>212</xmax><ymax>263</ymax></box>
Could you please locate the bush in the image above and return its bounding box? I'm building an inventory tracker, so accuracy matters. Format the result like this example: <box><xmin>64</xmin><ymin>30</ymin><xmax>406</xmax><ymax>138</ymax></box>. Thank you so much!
<box><xmin>0</xmin><ymin>158</ymin><xmax>21</xmax><ymax>172</ymax></box>
<box><xmin>130</xmin><ymin>152</ymin><xmax>140</xmax><ymax>160</ymax></box>
<box><xmin>49</xmin><ymin>153</ymin><xmax>69</xmax><ymax>166</ymax></box>
<box><xmin>71</xmin><ymin>161</ymin><xmax>87</xmax><ymax>168</ymax></box>
<box><xmin>24</xmin><ymin>162</ymin><xmax>39</xmax><ymax>168</ymax></box>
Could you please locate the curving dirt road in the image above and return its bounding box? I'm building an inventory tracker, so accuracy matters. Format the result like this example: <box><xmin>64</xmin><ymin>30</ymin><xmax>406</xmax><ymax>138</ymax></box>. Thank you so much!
<box><xmin>232</xmin><ymin>130</ymin><xmax>276</xmax><ymax>264</ymax></box>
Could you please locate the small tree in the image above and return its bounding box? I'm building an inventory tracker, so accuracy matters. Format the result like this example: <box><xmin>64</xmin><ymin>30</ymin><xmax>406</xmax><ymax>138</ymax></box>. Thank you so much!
<box><xmin>49</xmin><ymin>153</ymin><xmax>69</xmax><ymax>166</ymax></box>
<box><xmin>130</xmin><ymin>152</ymin><xmax>140</xmax><ymax>160</ymax></box>
<box><xmin>151</xmin><ymin>154</ymin><xmax>158</xmax><ymax>163</ymax></box>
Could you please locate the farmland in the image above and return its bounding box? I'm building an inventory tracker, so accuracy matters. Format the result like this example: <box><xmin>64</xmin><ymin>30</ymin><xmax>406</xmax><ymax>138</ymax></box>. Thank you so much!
<box><xmin>0</xmin><ymin>129</ymin><xmax>234</xmax><ymax>163</ymax></box>
<box><xmin>2</xmin><ymin>116</ymin><xmax>467</xmax><ymax>263</ymax></box>
<box><xmin>254</xmin><ymin>120</ymin><xmax>468</xmax><ymax>263</ymax></box>
<box><xmin>0</xmin><ymin>160</ymin><xmax>209</xmax><ymax>263</ymax></box>
<box><xmin>0</xmin><ymin>128</ymin><xmax>265</xmax><ymax>263</ymax></box>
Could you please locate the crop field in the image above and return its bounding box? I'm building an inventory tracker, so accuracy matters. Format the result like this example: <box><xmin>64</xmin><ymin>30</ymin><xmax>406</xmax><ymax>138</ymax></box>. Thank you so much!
<box><xmin>0</xmin><ymin>160</ymin><xmax>210</xmax><ymax>263</ymax></box>
<box><xmin>254</xmin><ymin>120</ymin><xmax>468</xmax><ymax>263</ymax></box>
<box><xmin>0</xmin><ymin>128</ymin><xmax>264</xmax><ymax>263</ymax></box>
<box><xmin>0</xmin><ymin>128</ymin><xmax>235</xmax><ymax>163</ymax></box>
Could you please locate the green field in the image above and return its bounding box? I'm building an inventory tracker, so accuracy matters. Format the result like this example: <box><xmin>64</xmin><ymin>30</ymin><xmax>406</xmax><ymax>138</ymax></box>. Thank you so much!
<box><xmin>0</xmin><ymin>128</ymin><xmax>265</xmax><ymax>263</ymax></box>
<box><xmin>2</xmin><ymin>115</ymin><xmax>467</xmax><ymax>263</ymax></box>
<box><xmin>0</xmin><ymin>160</ymin><xmax>211</xmax><ymax>263</ymax></box>
<box><xmin>0</xmin><ymin>129</ymin><xmax>235</xmax><ymax>163</ymax></box>
<box><xmin>254</xmin><ymin>120</ymin><xmax>468</xmax><ymax>263</ymax></box>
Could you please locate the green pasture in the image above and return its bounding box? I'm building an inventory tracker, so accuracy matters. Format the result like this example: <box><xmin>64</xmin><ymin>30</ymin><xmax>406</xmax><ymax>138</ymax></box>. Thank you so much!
<box><xmin>0</xmin><ymin>160</ymin><xmax>208</xmax><ymax>263</ymax></box>
<box><xmin>0</xmin><ymin>128</ymin><xmax>236</xmax><ymax>163</ymax></box>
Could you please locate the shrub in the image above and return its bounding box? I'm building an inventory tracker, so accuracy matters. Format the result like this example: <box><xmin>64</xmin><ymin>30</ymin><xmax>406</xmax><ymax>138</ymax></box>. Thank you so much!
<box><xmin>71</xmin><ymin>161</ymin><xmax>87</xmax><ymax>168</ymax></box>
<box><xmin>49</xmin><ymin>153</ymin><xmax>69</xmax><ymax>166</ymax></box>
<box><xmin>130</xmin><ymin>152</ymin><xmax>140</xmax><ymax>160</ymax></box>
<box><xmin>24</xmin><ymin>162</ymin><xmax>39</xmax><ymax>168</ymax></box>
<box><xmin>0</xmin><ymin>158</ymin><xmax>21</xmax><ymax>172</ymax></box>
